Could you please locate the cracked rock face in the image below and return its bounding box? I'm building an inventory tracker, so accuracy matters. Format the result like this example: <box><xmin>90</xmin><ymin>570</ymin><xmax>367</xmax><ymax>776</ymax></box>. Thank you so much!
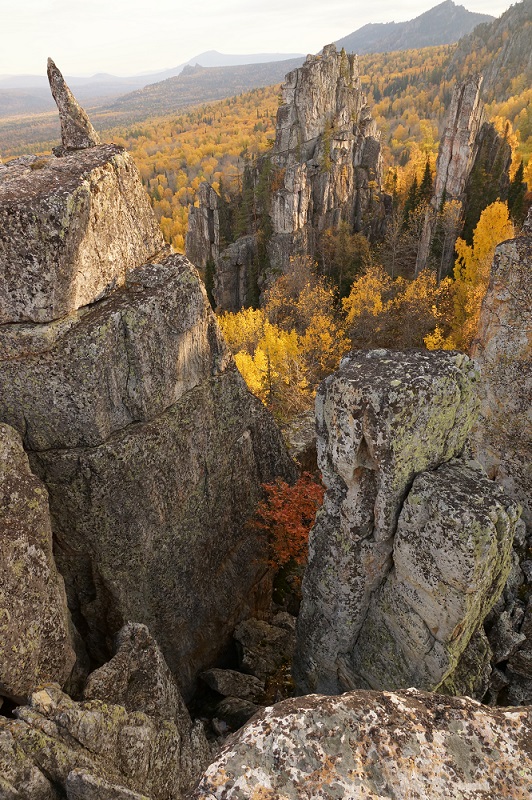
<box><xmin>0</xmin><ymin>89</ymin><xmax>296</xmax><ymax>701</ymax></box>
<box><xmin>0</xmin><ymin>254</ymin><xmax>230</xmax><ymax>451</ymax></box>
<box><xmin>0</xmin><ymin>145</ymin><xmax>165</xmax><ymax>324</ymax></box>
<box><xmin>191</xmin><ymin>689</ymin><xmax>532</xmax><ymax>799</ymax></box>
<box><xmin>471</xmin><ymin>214</ymin><xmax>532</xmax><ymax>530</ymax></box>
<box><xmin>0</xmin><ymin>424</ymin><xmax>75</xmax><ymax>704</ymax></box>
<box><xmin>294</xmin><ymin>349</ymin><xmax>520</xmax><ymax>695</ymax></box>
<box><xmin>0</xmin><ymin>684</ymin><xmax>198</xmax><ymax>799</ymax></box>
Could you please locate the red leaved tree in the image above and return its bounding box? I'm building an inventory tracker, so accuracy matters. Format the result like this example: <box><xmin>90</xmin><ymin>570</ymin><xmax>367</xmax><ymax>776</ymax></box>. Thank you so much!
<box><xmin>252</xmin><ymin>473</ymin><xmax>324</xmax><ymax>569</ymax></box>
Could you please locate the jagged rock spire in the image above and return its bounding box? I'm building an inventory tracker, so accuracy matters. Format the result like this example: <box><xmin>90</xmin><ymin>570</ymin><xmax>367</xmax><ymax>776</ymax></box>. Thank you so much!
<box><xmin>47</xmin><ymin>57</ymin><xmax>100</xmax><ymax>150</ymax></box>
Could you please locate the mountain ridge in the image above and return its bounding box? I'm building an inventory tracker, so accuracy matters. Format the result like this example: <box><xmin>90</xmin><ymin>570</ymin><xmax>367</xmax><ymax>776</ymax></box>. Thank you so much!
<box><xmin>335</xmin><ymin>0</ymin><xmax>494</xmax><ymax>54</ymax></box>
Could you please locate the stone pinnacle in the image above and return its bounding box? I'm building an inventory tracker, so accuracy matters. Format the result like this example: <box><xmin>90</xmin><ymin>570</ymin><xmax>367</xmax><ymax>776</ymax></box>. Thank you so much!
<box><xmin>47</xmin><ymin>58</ymin><xmax>100</xmax><ymax>150</ymax></box>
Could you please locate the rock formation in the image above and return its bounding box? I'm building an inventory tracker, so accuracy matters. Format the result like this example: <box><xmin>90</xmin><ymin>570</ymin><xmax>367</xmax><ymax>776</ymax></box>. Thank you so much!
<box><xmin>0</xmin><ymin>424</ymin><xmax>75</xmax><ymax>703</ymax></box>
<box><xmin>186</xmin><ymin>44</ymin><xmax>384</xmax><ymax>311</ymax></box>
<box><xmin>47</xmin><ymin>57</ymin><xmax>101</xmax><ymax>150</ymax></box>
<box><xmin>268</xmin><ymin>45</ymin><xmax>383</xmax><ymax>265</ymax></box>
<box><xmin>0</xmin><ymin>63</ymin><xmax>295</xmax><ymax>702</ymax></box>
<box><xmin>471</xmin><ymin>209</ymin><xmax>532</xmax><ymax>530</ymax></box>
<box><xmin>0</xmin><ymin>684</ymin><xmax>204</xmax><ymax>799</ymax></box>
<box><xmin>192</xmin><ymin>689</ymin><xmax>532</xmax><ymax>798</ymax></box>
<box><xmin>185</xmin><ymin>181</ymin><xmax>220</xmax><ymax>271</ymax></box>
<box><xmin>0</xmin><ymin>145</ymin><xmax>165</xmax><ymax>324</ymax></box>
<box><xmin>470</xmin><ymin>208</ymin><xmax>532</xmax><ymax>705</ymax></box>
<box><xmin>416</xmin><ymin>77</ymin><xmax>511</xmax><ymax>275</ymax></box>
<box><xmin>294</xmin><ymin>349</ymin><xmax>521</xmax><ymax>695</ymax></box>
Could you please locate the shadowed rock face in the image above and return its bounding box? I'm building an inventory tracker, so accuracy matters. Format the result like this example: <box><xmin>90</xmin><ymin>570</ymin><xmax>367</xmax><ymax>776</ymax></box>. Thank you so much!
<box><xmin>0</xmin><ymin>81</ymin><xmax>296</xmax><ymax>701</ymax></box>
<box><xmin>294</xmin><ymin>349</ymin><xmax>520</xmax><ymax>696</ymax></box>
<box><xmin>47</xmin><ymin>58</ymin><xmax>101</xmax><ymax>150</ymax></box>
<box><xmin>191</xmin><ymin>689</ymin><xmax>532</xmax><ymax>798</ymax></box>
<box><xmin>0</xmin><ymin>424</ymin><xmax>75</xmax><ymax>704</ymax></box>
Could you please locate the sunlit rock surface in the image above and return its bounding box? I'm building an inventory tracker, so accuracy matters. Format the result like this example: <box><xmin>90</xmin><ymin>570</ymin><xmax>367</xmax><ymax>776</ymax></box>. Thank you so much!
<box><xmin>191</xmin><ymin>689</ymin><xmax>532</xmax><ymax>799</ymax></box>
<box><xmin>0</xmin><ymin>145</ymin><xmax>165</xmax><ymax>324</ymax></box>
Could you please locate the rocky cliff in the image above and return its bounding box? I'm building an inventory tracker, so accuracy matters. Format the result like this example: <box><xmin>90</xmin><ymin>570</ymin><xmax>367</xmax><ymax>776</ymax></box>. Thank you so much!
<box><xmin>0</xmin><ymin>63</ymin><xmax>295</xmax><ymax>705</ymax></box>
<box><xmin>186</xmin><ymin>44</ymin><xmax>384</xmax><ymax>311</ymax></box>
<box><xmin>294</xmin><ymin>349</ymin><xmax>521</xmax><ymax>696</ymax></box>
<box><xmin>471</xmin><ymin>209</ymin><xmax>531</xmax><ymax>530</ymax></box>
<box><xmin>416</xmin><ymin>77</ymin><xmax>511</xmax><ymax>275</ymax></box>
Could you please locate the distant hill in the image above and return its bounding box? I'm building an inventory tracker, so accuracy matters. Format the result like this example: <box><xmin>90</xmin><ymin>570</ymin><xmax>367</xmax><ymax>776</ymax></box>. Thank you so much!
<box><xmin>109</xmin><ymin>57</ymin><xmax>304</xmax><ymax>118</ymax></box>
<box><xmin>335</xmin><ymin>1</ymin><xmax>494</xmax><ymax>54</ymax></box>
<box><xmin>448</xmin><ymin>0</ymin><xmax>532</xmax><ymax>99</ymax></box>
<box><xmin>0</xmin><ymin>51</ymin><xmax>303</xmax><ymax>118</ymax></box>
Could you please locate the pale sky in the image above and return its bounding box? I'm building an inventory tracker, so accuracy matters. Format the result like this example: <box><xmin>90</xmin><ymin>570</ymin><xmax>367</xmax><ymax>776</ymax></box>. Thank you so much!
<box><xmin>0</xmin><ymin>0</ymin><xmax>512</xmax><ymax>77</ymax></box>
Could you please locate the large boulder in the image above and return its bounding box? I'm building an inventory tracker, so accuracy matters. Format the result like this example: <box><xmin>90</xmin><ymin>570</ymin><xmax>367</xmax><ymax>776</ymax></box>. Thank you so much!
<box><xmin>0</xmin><ymin>424</ymin><xmax>75</xmax><ymax>703</ymax></box>
<box><xmin>0</xmin><ymin>684</ymin><xmax>196</xmax><ymax>799</ymax></box>
<box><xmin>295</xmin><ymin>349</ymin><xmax>482</xmax><ymax>694</ymax></box>
<box><xmin>0</xmin><ymin>255</ymin><xmax>230</xmax><ymax>451</ymax></box>
<box><xmin>352</xmin><ymin>459</ymin><xmax>517</xmax><ymax>691</ymax></box>
<box><xmin>191</xmin><ymin>689</ymin><xmax>532</xmax><ymax>798</ymax></box>
<box><xmin>0</xmin><ymin>144</ymin><xmax>165</xmax><ymax>324</ymax></box>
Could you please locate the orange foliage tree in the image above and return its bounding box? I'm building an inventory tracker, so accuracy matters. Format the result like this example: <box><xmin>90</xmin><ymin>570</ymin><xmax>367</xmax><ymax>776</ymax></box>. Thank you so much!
<box><xmin>252</xmin><ymin>473</ymin><xmax>324</xmax><ymax>569</ymax></box>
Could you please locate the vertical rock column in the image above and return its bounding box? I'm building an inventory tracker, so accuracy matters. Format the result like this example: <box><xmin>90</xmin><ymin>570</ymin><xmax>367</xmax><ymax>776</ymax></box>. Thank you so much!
<box><xmin>294</xmin><ymin>349</ymin><xmax>519</xmax><ymax>695</ymax></box>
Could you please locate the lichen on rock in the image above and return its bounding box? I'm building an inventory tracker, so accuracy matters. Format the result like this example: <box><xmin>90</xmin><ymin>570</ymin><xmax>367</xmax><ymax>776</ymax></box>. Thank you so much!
<box><xmin>0</xmin><ymin>423</ymin><xmax>75</xmax><ymax>704</ymax></box>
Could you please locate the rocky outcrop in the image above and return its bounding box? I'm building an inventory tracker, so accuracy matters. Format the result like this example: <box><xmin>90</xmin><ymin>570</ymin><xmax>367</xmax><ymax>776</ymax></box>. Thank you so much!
<box><xmin>0</xmin><ymin>70</ymin><xmax>295</xmax><ymax>701</ymax></box>
<box><xmin>188</xmin><ymin>45</ymin><xmax>384</xmax><ymax>311</ymax></box>
<box><xmin>0</xmin><ymin>424</ymin><xmax>75</xmax><ymax>704</ymax></box>
<box><xmin>352</xmin><ymin>459</ymin><xmax>517</xmax><ymax>691</ymax></box>
<box><xmin>0</xmin><ymin>145</ymin><xmax>165</xmax><ymax>324</ymax></box>
<box><xmin>294</xmin><ymin>349</ymin><xmax>520</xmax><ymax>695</ymax></box>
<box><xmin>470</xmin><ymin>210</ymin><xmax>532</xmax><ymax>705</ymax></box>
<box><xmin>416</xmin><ymin>77</ymin><xmax>511</xmax><ymax>274</ymax></box>
<box><xmin>185</xmin><ymin>181</ymin><xmax>220</xmax><ymax>271</ymax></box>
<box><xmin>471</xmin><ymin>210</ymin><xmax>532</xmax><ymax>530</ymax></box>
<box><xmin>47</xmin><ymin>58</ymin><xmax>100</xmax><ymax>150</ymax></box>
<box><xmin>191</xmin><ymin>689</ymin><xmax>532</xmax><ymax>798</ymax></box>
<box><xmin>0</xmin><ymin>684</ymin><xmax>202</xmax><ymax>799</ymax></box>
<box><xmin>268</xmin><ymin>44</ymin><xmax>383</xmax><ymax>269</ymax></box>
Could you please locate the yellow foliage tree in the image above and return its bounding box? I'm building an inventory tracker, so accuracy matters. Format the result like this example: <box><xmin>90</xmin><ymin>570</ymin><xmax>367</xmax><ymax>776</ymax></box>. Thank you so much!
<box><xmin>450</xmin><ymin>200</ymin><xmax>514</xmax><ymax>349</ymax></box>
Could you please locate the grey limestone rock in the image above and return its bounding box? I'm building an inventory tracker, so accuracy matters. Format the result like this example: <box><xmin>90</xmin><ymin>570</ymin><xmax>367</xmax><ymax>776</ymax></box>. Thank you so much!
<box><xmin>0</xmin><ymin>424</ymin><xmax>75</xmax><ymax>704</ymax></box>
<box><xmin>66</xmin><ymin>770</ymin><xmax>150</xmax><ymax>800</ymax></box>
<box><xmin>417</xmin><ymin>77</ymin><xmax>511</xmax><ymax>274</ymax></box>
<box><xmin>29</xmin><ymin>371</ymin><xmax>295</xmax><ymax>699</ymax></box>
<box><xmin>0</xmin><ymin>144</ymin><xmax>166</xmax><ymax>324</ymax></box>
<box><xmin>293</xmin><ymin>349</ymin><xmax>522</xmax><ymax>695</ymax></box>
<box><xmin>47</xmin><ymin>58</ymin><xmax>101</xmax><ymax>150</ymax></box>
<box><xmin>191</xmin><ymin>689</ymin><xmax>532</xmax><ymax>798</ymax></box>
<box><xmin>198</xmin><ymin>45</ymin><xmax>385</xmax><ymax>311</ymax></box>
<box><xmin>0</xmin><ymin>684</ymin><xmax>191</xmax><ymax>799</ymax></box>
<box><xmin>84</xmin><ymin>623</ymin><xmax>195</xmax><ymax>724</ymax></box>
<box><xmin>351</xmin><ymin>459</ymin><xmax>518</xmax><ymax>691</ymax></box>
<box><xmin>0</xmin><ymin>254</ymin><xmax>230</xmax><ymax>451</ymax></box>
<box><xmin>213</xmin><ymin>235</ymin><xmax>258</xmax><ymax>312</ymax></box>
<box><xmin>471</xmin><ymin>213</ymin><xmax>532</xmax><ymax>530</ymax></box>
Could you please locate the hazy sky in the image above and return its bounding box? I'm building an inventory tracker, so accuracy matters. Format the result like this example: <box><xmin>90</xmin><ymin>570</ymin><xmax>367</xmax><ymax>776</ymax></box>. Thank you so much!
<box><xmin>1</xmin><ymin>0</ymin><xmax>511</xmax><ymax>76</ymax></box>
